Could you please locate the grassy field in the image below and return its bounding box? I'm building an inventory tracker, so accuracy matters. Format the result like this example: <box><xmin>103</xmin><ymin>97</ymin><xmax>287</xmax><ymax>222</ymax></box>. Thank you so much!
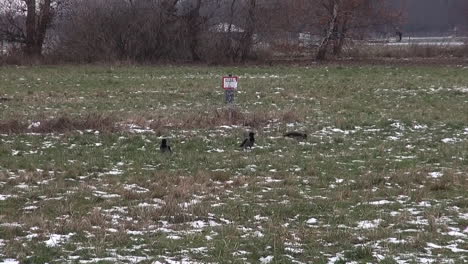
<box><xmin>0</xmin><ymin>64</ymin><xmax>467</xmax><ymax>263</ymax></box>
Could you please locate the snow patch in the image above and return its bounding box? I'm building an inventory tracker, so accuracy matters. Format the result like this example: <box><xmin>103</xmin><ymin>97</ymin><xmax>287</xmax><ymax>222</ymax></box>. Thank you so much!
<box><xmin>45</xmin><ymin>233</ymin><xmax>74</xmax><ymax>247</ymax></box>
<box><xmin>357</xmin><ymin>219</ymin><xmax>382</xmax><ymax>229</ymax></box>
<box><xmin>0</xmin><ymin>259</ymin><xmax>20</xmax><ymax>264</ymax></box>
<box><xmin>428</xmin><ymin>172</ymin><xmax>443</xmax><ymax>178</ymax></box>
<box><xmin>259</xmin><ymin>256</ymin><xmax>274</xmax><ymax>264</ymax></box>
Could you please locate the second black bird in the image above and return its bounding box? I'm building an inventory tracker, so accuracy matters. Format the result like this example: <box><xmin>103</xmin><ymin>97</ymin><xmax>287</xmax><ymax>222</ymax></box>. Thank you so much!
<box><xmin>283</xmin><ymin>131</ymin><xmax>307</xmax><ymax>140</ymax></box>
<box><xmin>240</xmin><ymin>132</ymin><xmax>255</xmax><ymax>149</ymax></box>
<box><xmin>160</xmin><ymin>138</ymin><xmax>172</xmax><ymax>153</ymax></box>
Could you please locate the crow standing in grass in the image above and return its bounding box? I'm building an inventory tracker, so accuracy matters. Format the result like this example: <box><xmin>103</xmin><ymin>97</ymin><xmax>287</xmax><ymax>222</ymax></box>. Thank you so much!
<box><xmin>283</xmin><ymin>131</ymin><xmax>307</xmax><ymax>140</ymax></box>
<box><xmin>240</xmin><ymin>132</ymin><xmax>255</xmax><ymax>149</ymax></box>
<box><xmin>160</xmin><ymin>138</ymin><xmax>172</xmax><ymax>153</ymax></box>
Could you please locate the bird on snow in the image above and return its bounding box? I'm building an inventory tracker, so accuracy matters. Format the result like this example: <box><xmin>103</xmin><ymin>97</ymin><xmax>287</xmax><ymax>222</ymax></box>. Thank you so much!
<box><xmin>283</xmin><ymin>131</ymin><xmax>307</xmax><ymax>140</ymax></box>
<box><xmin>160</xmin><ymin>138</ymin><xmax>172</xmax><ymax>153</ymax></box>
<box><xmin>240</xmin><ymin>132</ymin><xmax>255</xmax><ymax>149</ymax></box>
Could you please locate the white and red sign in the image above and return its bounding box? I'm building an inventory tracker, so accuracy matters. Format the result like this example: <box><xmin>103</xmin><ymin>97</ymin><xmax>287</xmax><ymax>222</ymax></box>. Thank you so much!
<box><xmin>223</xmin><ymin>76</ymin><xmax>238</xmax><ymax>90</ymax></box>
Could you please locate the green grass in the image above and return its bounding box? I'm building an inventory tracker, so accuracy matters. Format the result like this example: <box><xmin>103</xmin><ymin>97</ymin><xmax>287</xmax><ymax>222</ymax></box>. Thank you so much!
<box><xmin>0</xmin><ymin>64</ymin><xmax>467</xmax><ymax>263</ymax></box>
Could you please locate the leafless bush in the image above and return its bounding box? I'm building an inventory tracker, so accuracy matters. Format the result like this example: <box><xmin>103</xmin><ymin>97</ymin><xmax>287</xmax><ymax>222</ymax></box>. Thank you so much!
<box><xmin>50</xmin><ymin>0</ymin><xmax>269</xmax><ymax>63</ymax></box>
<box><xmin>53</xmin><ymin>0</ymin><xmax>190</xmax><ymax>62</ymax></box>
<box><xmin>0</xmin><ymin>45</ymin><xmax>44</xmax><ymax>65</ymax></box>
<box><xmin>0</xmin><ymin>119</ymin><xmax>27</xmax><ymax>134</ymax></box>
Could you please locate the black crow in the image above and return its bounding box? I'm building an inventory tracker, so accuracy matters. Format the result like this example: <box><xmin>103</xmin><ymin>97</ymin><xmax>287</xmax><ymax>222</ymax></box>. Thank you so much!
<box><xmin>283</xmin><ymin>131</ymin><xmax>307</xmax><ymax>140</ymax></box>
<box><xmin>160</xmin><ymin>138</ymin><xmax>172</xmax><ymax>153</ymax></box>
<box><xmin>240</xmin><ymin>132</ymin><xmax>255</xmax><ymax>149</ymax></box>
<box><xmin>396</xmin><ymin>31</ymin><xmax>403</xmax><ymax>42</ymax></box>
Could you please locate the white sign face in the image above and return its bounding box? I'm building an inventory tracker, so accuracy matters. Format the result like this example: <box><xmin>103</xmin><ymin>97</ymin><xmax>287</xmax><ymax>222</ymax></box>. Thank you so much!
<box><xmin>223</xmin><ymin>77</ymin><xmax>238</xmax><ymax>90</ymax></box>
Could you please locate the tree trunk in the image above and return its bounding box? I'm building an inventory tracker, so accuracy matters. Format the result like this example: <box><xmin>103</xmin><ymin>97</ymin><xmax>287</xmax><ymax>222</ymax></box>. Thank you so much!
<box><xmin>24</xmin><ymin>0</ymin><xmax>52</xmax><ymax>57</ymax></box>
<box><xmin>239</xmin><ymin>0</ymin><xmax>256</xmax><ymax>62</ymax></box>
<box><xmin>333</xmin><ymin>18</ymin><xmax>347</xmax><ymax>56</ymax></box>
<box><xmin>316</xmin><ymin>0</ymin><xmax>339</xmax><ymax>61</ymax></box>
<box><xmin>225</xmin><ymin>0</ymin><xmax>237</xmax><ymax>62</ymax></box>
<box><xmin>24</xmin><ymin>0</ymin><xmax>37</xmax><ymax>56</ymax></box>
<box><xmin>187</xmin><ymin>0</ymin><xmax>203</xmax><ymax>61</ymax></box>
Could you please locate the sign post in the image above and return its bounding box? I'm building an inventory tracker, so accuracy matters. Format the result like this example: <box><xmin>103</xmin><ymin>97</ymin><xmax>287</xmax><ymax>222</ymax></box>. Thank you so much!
<box><xmin>223</xmin><ymin>74</ymin><xmax>238</xmax><ymax>104</ymax></box>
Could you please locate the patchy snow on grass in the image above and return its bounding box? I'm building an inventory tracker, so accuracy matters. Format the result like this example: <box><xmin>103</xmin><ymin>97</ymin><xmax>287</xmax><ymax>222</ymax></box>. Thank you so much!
<box><xmin>79</xmin><ymin>255</ymin><xmax>149</xmax><ymax>263</ymax></box>
<box><xmin>428</xmin><ymin>172</ymin><xmax>443</xmax><ymax>178</ymax></box>
<box><xmin>2</xmin><ymin>67</ymin><xmax>468</xmax><ymax>264</ymax></box>
<box><xmin>368</xmin><ymin>200</ymin><xmax>394</xmax><ymax>205</ymax></box>
<box><xmin>22</xmin><ymin>205</ymin><xmax>39</xmax><ymax>211</ymax></box>
<box><xmin>102</xmin><ymin>169</ymin><xmax>124</xmax><ymax>176</ymax></box>
<box><xmin>207</xmin><ymin>148</ymin><xmax>225</xmax><ymax>153</ymax></box>
<box><xmin>137</xmin><ymin>202</ymin><xmax>162</xmax><ymax>209</ymax></box>
<box><xmin>166</xmin><ymin>235</ymin><xmax>182</xmax><ymax>240</ymax></box>
<box><xmin>265</xmin><ymin>177</ymin><xmax>282</xmax><ymax>183</ymax></box>
<box><xmin>254</xmin><ymin>215</ymin><xmax>269</xmax><ymax>221</ymax></box>
<box><xmin>259</xmin><ymin>255</ymin><xmax>274</xmax><ymax>264</ymax></box>
<box><xmin>14</xmin><ymin>184</ymin><xmax>30</xmax><ymax>189</ymax></box>
<box><xmin>154</xmin><ymin>256</ymin><xmax>206</xmax><ymax>264</ymax></box>
<box><xmin>124</xmin><ymin>123</ymin><xmax>155</xmax><ymax>134</ymax></box>
<box><xmin>0</xmin><ymin>194</ymin><xmax>16</xmax><ymax>200</ymax></box>
<box><xmin>45</xmin><ymin>233</ymin><xmax>74</xmax><ymax>247</ymax></box>
<box><xmin>327</xmin><ymin>254</ymin><xmax>344</xmax><ymax>264</ymax></box>
<box><xmin>180</xmin><ymin>199</ymin><xmax>201</xmax><ymax>209</ymax></box>
<box><xmin>427</xmin><ymin>242</ymin><xmax>468</xmax><ymax>253</ymax></box>
<box><xmin>93</xmin><ymin>191</ymin><xmax>120</xmax><ymax>199</ymax></box>
<box><xmin>0</xmin><ymin>222</ymin><xmax>22</xmax><ymax>228</ymax></box>
<box><xmin>441</xmin><ymin>137</ymin><xmax>460</xmax><ymax>143</ymax></box>
<box><xmin>0</xmin><ymin>259</ymin><xmax>20</xmax><ymax>264</ymax></box>
<box><xmin>453</xmin><ymin>87</ymin><xmax>468</xmax><ymax>93</ymax></box>
<box><xmin>189</xmin><ymin>220</ymin><xmax>221</xmax><ymax>229</ymax></box>
<box><xmin>123</xmin><ymin>184</ymin><xmax>150</xmax><ymax>193</ymax></box>
<box><xmin>357</xmin><ymin>219</ymin><xmax>382</xmax><ymax>229</ymax></box>
<box><xmin>386</xmin><ymin>237</ymin><xmax>407</xmax><ymax>244</ymax></box>
<box><xmin>413</xmin><ymin>124</ymin><xmax>428</xmax><ymax>130</ymax></box>
<box><xmin>446</xmin><ymin>230</ymin><xmax>467</xmax><ymax>238</ymax></box>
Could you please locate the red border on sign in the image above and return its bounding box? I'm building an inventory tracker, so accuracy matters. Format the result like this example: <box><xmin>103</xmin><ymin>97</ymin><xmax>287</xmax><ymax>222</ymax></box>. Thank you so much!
<box><xmin>222</xmin><ymin>76</ymin><xmax>239</xmax><ymax>90</ymax></box>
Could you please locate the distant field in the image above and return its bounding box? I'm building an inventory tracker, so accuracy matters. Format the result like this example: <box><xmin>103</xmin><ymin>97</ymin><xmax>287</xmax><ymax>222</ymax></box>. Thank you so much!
<box><xmin>368</xmin><ymin>36</ymin><xmax>468</xmax><ymax>46</ymax></box>
<box><xmin>0</xmin><ymin>64</ymin><xmax>467</xmax><ymax>263</ymax></box>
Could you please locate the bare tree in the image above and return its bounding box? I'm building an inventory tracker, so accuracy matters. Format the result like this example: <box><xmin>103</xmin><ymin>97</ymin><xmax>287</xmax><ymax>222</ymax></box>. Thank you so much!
<box><xmin>180</xmin><ymin>0</ymin><xmax>206</xmax><ymax>61</ymax></box>
<box><xmin>314</xmin><ymin>0</ymin><xmax>403</xmax><ymax>60</ymax></box>
<box><xmin>237</xmin><ymin>0</ymin><xmax>256</xmax><ymax>61</ymax></box>
<box><xmin>55</xmin><ymin>0</ymin><xmax>189</xmax><ymax>62</ymax></box>
<box><xmin>316</xmin><ymin>0</ymin><xmax>340</xmax><ymax>60</ymax></box>
<box><xmin>0</xmin><ymin>0</ymin><xmax>57</xmax><ymax>56</ymax></box>
<box><xmin>215</xmin><ymin>0</ymin><xmax>258</xmax><ymax>62</ymax></box>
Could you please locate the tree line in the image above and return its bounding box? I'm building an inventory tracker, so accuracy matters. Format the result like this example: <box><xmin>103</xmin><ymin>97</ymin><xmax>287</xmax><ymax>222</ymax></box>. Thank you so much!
<box><xmin>0</xmin><ymin>0</ymin><xmax>405</xmax><ymax>63</ymax></box>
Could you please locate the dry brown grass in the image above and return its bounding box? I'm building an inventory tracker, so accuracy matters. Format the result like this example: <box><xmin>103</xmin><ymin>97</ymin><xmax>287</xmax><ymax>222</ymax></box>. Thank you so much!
<box><xmin>1</xmin><ymin>108</ymin><xmax>302</xmax><ymax>134</ymax></box>
<box><xmin>0</xmin><ymin>119</ymin><xmax>27</xmax><ymax>134</ymax></box>
<box><xmin>123</xmin><ymin>170</ymin><xmax>220</xmax><ymax>224</ymax></box>
<box><xmin>210</xmin><ymin>171</ymin><xmax>230</xmax><ymax>182</ymax></box>
<box><xmin>33</xmin><ymin>114</ymin><xmax>117</xmax><ymax>133</ymax></box>
<box><xmin>0</xmin><ymin>114</ymin><xmax>117</xmax><ymax>134</ymax></box>
<box><xmin>389</xmin><ymin>169</ymin><xmax>427</xmax><ymax>187</ymax></box>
